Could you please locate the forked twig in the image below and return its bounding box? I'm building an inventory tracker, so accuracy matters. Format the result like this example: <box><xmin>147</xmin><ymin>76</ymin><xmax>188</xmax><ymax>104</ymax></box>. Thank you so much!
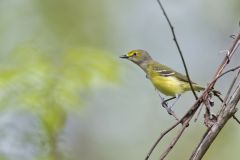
<box><xmin>190</xmin><ymin>78</ymin><xmax>240</xmax><ymax>160</ymax></box>
<box><xmin>210</xmin><ymin>65</ymin><xmax>240</xmax><ymax>87</ymax></box>
<box><xmin>145</xmin><ymin>121</ymin><xmax>181</xmax><ymax>160</ymax></box>
<box><xmin>145</xmin><ymin>99</ymin><xmax>203</xmax><ymax>160</ymax></box>
<box><xmin>193</xmin><ymin>65</ymin><xmax>240</xmax><ymax>123</ymax></box>
<box><xmin>159</xmin><ymin>116</ymin><xmax>191</xmax><ymax>159</ymax></box>
<box><xmin>189</xmin><ymin>34</ymin><xmax>240</xmax><ymax>159</ymax></box>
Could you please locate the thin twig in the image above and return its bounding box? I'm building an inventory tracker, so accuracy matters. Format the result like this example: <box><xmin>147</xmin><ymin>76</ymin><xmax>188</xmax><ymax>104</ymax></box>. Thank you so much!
<box><xmin>194</xmin><ymin>105</ymin><xmax>203</xmax><ymax>122</ymax></box>
<box><xmin>214</xmin><ymin>34</ymin><xmax>240</xmax><ymax>78</ymax></box>
<box><xmin>159</xmin><ymin>98</ymin><xmax>205</xmax><ymax>159</ymax></box>
<box><xmin>219</xmin><ymin>69</ymin><xmax>240</xmax><ymax>114</ymax></box>
<box><xmin>193</xmin><ymin>64</ymin><xmax>239</xmax><ymax>122</ymax></box>
<box><xmin>210</xmin><ymin>65</ymin><xmax>240</xmax><ymax>86</ymax></box>
<box><xmin>226</xmin><ymin>75</ymin><xmax>240</xmax><ymax>105</ymax></box>
<box><xmin>145</xmin><ymin>121</ymin><xmax>181</xmax><ymax>160</ymax></box>
<box><xmin>233</xmin><ymin>115</ymin><xmax>240</xmax><ymax>125</ymax></box>
<box><xmin>208</xmin><ymin>65</ymin><xmax>240</xmax><ymax>104</ymax></box>
<box><xmin>190</xmin><ymin>80</ymin><xmax>240</xmax><ymax>160</ymax></box>
<box><xmin>145</xmin><ymin>98</ymin><xmax>203</xmax><ymax>160</ymax></box>
<box><xmin>156</xmin><ymin>0</ymin><xmax>198</xmax><ymax>99</ymax></box>
<box><xmin>215</xmin><ymin>70</ymin><xmax>240</xmax><ymax>126</ymax></box>
<box><xmin>159</xmin><ymin>117</ymin><xmax>190</xmax><ymax>159</ymax></box>
<box><xmin>217</xmin><ymin>65</ymin><xmax>240</xmax><ymax>80</ymax></box>
<box><xmin>190</xmin><ymin>34</ymin><xmax>240</xmax><ymax>160</ymax></box>
<box><xmin>202</xmin><ymin>33</ymin><xmax>240</xmax><ymax>104</ymax></box>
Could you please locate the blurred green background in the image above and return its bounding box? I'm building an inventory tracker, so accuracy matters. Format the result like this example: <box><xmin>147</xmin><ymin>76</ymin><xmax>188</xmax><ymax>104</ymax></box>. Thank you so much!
<box><xmin>0</xmin><ymin>0</ymin><xmax>239</xmax><ymax>160</ymax></box>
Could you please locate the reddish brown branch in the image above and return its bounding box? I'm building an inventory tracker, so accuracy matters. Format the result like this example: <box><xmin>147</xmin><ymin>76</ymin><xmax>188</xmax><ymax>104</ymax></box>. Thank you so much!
<box><xmin>190</xmin><ymin>81</ymin><xmax>240</xmax><ymax>160</ymax></box>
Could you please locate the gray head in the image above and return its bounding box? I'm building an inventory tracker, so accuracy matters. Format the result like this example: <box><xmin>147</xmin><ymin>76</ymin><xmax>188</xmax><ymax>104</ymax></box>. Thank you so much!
<box><xmin>119</xmin><ymin>49</ymin><xmax>152</xmax><ymax>65</ymax></box>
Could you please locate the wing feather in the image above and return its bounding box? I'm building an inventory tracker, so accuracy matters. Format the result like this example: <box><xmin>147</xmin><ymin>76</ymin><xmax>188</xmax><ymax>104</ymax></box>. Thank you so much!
<box><xmin>151</xmin><ymin>61</ymin><xmax>195</xmax><ymax>83</ymax></box>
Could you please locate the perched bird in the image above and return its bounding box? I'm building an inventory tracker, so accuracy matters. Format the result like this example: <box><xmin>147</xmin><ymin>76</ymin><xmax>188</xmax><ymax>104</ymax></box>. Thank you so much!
<box><xmin>120</xmin><ymin>49</ymin><xmax>206</xmax><ymax>113</ymax></box>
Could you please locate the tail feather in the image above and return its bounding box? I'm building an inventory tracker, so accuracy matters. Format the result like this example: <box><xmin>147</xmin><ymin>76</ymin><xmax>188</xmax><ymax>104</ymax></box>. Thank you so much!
<box><xmin>192</xmin><ymin>84</ymin><xmax>221</xmax><ymax>96</ymax></box>
<box><xmin>192</xmin><ymin>84</ymin><xmax>205</xmax><ymax>92</ymax></box>
<box><xmin>183</xmin><ymin>82</ymin><xmax>221</xmax><ymax>96</ymax></box>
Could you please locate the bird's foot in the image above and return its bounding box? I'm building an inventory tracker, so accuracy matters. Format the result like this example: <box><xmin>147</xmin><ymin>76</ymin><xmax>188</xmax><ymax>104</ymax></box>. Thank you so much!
<box><xmin>161</xmin><ymin>101</ymin><xmax>179</xmax><ymax>121</ymax></box>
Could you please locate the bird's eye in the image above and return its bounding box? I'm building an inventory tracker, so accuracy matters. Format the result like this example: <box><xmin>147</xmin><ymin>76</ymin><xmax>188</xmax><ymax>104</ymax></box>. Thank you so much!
<box><xmin>133</xmin><ymin>53</ymin><xmax>137</xmax><ymax>56</ymax></box>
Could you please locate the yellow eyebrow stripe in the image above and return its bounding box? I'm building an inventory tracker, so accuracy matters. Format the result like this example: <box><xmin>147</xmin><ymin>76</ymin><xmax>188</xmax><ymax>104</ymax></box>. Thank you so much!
<box><xmin>127</xmin><ymin>51</ymin><xmax>135</xmax><ymax>57</ymax></box>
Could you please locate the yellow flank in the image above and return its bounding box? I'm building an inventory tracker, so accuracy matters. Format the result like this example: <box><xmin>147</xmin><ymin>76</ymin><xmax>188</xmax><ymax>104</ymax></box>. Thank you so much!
<box><xmin>147</xmin><ymin>64</ymin><xmax>204</xmax><ymax>96</ymax></box>
<box><xmin>151</xmin><ymin>75</ymin><xmax>184</xmax><ymax>96</ymax></box>
<box><xmin>150</xmin><ymin>75</ymin><xmax>204</xmax><ymax>96</ymax></box>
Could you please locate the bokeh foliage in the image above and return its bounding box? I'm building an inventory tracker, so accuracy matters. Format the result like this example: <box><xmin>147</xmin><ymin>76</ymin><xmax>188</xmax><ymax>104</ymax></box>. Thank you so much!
<box><xmin>0</xmin><ymin>0</ymin><xmax>119</xmax><ymax>159</ymax></box>
<box><xmin>0</xmin><ymin>45</ymin><xmax>119</xmax><ymax>159</ymax></box>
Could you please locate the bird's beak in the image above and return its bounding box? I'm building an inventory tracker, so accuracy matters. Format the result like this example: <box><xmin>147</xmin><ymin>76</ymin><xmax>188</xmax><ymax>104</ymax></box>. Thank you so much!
<box><xmin>119</xmin><ymin>54</ymin><xmax>129</xmax><ymax>59</ymax></box>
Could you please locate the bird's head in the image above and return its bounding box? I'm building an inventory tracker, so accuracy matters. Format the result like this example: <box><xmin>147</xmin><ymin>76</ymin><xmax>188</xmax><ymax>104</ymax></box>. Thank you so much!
<box><xmin>120</xmin><ymin>49</ymin><xmax>152</xmax><ymax>65</ymax></box>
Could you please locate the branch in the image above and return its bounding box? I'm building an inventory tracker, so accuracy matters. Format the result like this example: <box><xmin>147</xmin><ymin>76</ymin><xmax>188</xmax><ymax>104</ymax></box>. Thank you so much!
<box><xmin>156</xmin><ymin>0</ymin><xmax>198</xmax><ymax>99</ymax></box>
<box><xmin>195</xmin><ymin>65</ymin><xmax>240</xmax><ymax>122</ymax></box>
<box><xmin>146</xmin><ymin>1</ymin><xmax>240</xmax><ymax>159</ymax></box>
<box><xmin>219</xmin><ymin>69</ymin><xmax>240</xmax><ymax>114</ymax></box>
<box><xmin>145</xmin><ymin>32</ymin><xmax>240</xmax><ymax>159</ymax></box>
<box><xmin>202</xmin><ymin>33</ymin><xmax>240</xmax><ymax>104</ymax></box>
<box><xmin>159</xmin><ymin>117</ymin><xmax>191</xmax><ymax>159</ymax></box>
<box><xmin>215</xmin><ymin>65</ymin><xmax>240</xmax><ymax>82</ymax></box>
<box><xmin>145</xmin><ymin>121</ymin><xmax>181</xmax><ymax>160</ymax></box>
<box><xmin>225</xmin><ymin>73</ymin><xmax>240</xmax><ymax>105</ymax></box>
<box><xmin>145</xmin><ymin>98</ymin><xmax>203</xmax><ymax>160</ymax></box>
<box><xmin>213</xmin><ymin>34</ymin><xmax>240</xmax><ymax>78</ymax></box>
<box><xmin>190</xmin><ymin>81</ymin><xmax>240</xmax><ymax>160</ymax></box>
<box><xmin>189</xmin><ymin>34</ymin><xmax>240</xmax><ymax>159</ymax></box>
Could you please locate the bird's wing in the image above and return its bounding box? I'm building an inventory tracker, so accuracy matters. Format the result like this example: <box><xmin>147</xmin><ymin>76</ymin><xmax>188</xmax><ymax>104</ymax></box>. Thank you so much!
<box><xmin>151</xmin><ymin>62</ymin><xmax>195</xmax><ymax>83</ymax></box>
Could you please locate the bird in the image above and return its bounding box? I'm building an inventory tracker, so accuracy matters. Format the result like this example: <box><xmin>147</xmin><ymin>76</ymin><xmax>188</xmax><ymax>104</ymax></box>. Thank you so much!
<box><xmin>120</xmin><ymin>49</ymin><xmax>208</xmax><ymax>115</ymax></box>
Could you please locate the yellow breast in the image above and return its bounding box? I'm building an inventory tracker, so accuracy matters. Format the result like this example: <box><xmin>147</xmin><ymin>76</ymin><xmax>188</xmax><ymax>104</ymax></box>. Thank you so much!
<box><xmin>150</xmin><ymin>75</ymin><xmax>184</xmax><ymax>96</ymax></box>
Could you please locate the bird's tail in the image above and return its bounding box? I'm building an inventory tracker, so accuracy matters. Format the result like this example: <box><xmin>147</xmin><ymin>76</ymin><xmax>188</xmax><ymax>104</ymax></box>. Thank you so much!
<box><xmin>191</xmin><ymin>84</ymin><xmax>221</xmax><ymax>96</ymax></box>
<box><xmin>192</xmin><ymin>84</ymin><xmax>205</xmax><ymax>92</ymax></box>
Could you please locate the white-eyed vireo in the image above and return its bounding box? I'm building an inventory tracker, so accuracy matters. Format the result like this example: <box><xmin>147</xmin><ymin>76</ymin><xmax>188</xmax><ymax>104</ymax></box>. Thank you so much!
<box><xmin>120</xmin><ymin>49</ymin><xmax>206</xmax><ymax>108</ymax></box>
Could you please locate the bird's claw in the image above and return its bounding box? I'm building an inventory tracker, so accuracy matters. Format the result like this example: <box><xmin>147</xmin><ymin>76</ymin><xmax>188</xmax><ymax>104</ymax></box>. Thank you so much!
<box><xmin>161</xmin><ymin>102</ymin><xmax>179</xmax><ymax>121</ymax></box>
